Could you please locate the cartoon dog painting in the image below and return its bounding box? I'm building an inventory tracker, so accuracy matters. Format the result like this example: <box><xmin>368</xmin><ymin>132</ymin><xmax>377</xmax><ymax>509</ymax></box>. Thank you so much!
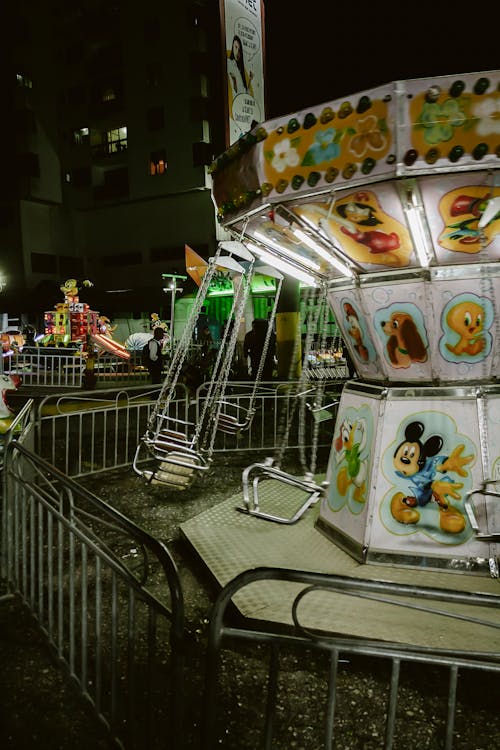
<box><xmin>390</xmin><ymin>421</ymin><xmax>472</xmax><ymax>534</ymax></box>
<box><xmin>381</xmin><ymin>311</ymin><xmax>427</xmax><ymax>368</ymax></box>
<box><xmin>343</xmin><ymin>302</ymin><xmax>369</xmax><ymax>361</ymax></box>
<box><xmin>445</xmin><ymin>299</ymin><xmax>485</xmax><ymax>357</ymax></box>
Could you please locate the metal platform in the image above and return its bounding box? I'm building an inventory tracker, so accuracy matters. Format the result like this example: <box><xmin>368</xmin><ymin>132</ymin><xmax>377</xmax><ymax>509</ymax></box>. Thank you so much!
<box><xmin>180</xmin><ymin>476</ymin><xmax>500</xmax><ymax>653</ymax></box>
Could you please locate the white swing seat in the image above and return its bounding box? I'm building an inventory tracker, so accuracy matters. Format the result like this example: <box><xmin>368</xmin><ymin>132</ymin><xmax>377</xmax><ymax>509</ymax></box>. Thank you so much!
<box><xmin>236</xmin><ymin>458</ymin><xmax>327</xmax><ymax>524</ymax></box>
<box><xmin>146</xmin><ymin>450</ymin><xmax>209</xmax><ymax>490</ymax></box>
<box><xmin>133</xmin><ymin>431</ymin><xmax>209</xmax><ymax>490</ymax></box>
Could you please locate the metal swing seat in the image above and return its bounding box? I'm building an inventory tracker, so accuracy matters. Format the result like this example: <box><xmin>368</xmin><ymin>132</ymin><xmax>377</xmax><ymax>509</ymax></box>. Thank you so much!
<box><xmin>237</xmin><ymin>283</ymin><xmax>336</xmax><ymax>523</ymax></box>
<box><xmin>212</xmin><ymin>261</ymin><xmax>284</xmax><ymax>437</ymax></box>
<box><xmin>133</xmin><ymin>242</ymin><xmax>257</xmax><ymax>489</ymax></box>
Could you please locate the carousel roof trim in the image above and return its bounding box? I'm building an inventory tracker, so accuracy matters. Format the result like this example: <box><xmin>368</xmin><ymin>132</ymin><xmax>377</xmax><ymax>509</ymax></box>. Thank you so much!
<box><xmin>212</xmin><ymin>69</ymin><xmax>500</xmax><ymax>284</ymax></box>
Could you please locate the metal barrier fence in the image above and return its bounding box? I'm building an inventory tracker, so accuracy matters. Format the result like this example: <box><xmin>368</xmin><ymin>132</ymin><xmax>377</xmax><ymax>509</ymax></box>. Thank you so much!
<box><xmin>35</xmin><ymin>380</ymin><xmax>343</xmax><ymax>480</ymax></box>
<box><xmin>202</xmin><ymin>567</ymin><xmax>500</xmax><ymax>750</ymax></box>
<box><xmin>4</xmin><ymin>388</ymin><xmax>500</xmax><ymax>750</ymax></box>
<box><xmin>1</xmin><ymin>441</ymin><xmax>185</xmax><ymax>750</ymax></box>
<box><xmin>36</xmin><ymin>385</ymin><xmax>188</xmax><ymax>478</ymax></box>
<box><xmin>4</xmin><ymin>348</ymin><xmax>149</xmax><ymax>389</ymax></box>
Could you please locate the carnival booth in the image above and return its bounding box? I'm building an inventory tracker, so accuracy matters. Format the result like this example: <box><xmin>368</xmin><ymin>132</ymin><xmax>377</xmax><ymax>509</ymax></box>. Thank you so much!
<box><xmin>208</xmin><ymin>69</ymin><xmax>500</xmax><ymax>579</ymax></box>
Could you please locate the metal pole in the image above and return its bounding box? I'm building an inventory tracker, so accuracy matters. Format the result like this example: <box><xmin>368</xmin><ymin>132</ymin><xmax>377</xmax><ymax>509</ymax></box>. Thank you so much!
<box><xmin>170</xmin><ymin>277</ymin><xmax>176</xmax><ymax>355</ymax></box>
<box><xmin>162</xmin><ymin>274</ymin><xmax>186</xmax><ymax>356</ymax></box>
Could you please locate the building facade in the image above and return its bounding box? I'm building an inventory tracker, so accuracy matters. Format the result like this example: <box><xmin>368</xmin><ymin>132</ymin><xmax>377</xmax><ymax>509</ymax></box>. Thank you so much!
<box><xmin>3</xmin><ymin>0</ymin><xmax>227</xmax><ymax>326</ymax></box>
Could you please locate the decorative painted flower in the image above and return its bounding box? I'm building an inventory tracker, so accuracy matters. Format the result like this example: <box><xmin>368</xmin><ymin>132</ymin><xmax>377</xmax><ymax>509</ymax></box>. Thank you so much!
<box><xmin>472</xmin><ymin>96</ymin><xmax>500</xmax><ymax>137</ymax></box>
<box><xmin>302</xmin><ymin>128</ymin><xmax>340</xmax><ymax>166</ymax></box>
<box><xmin>270</xmin><ymin>138</ymin><xmax>300</xmax><ymax>173</ymax></box>
<box><xmin>416</xmin><ymin>99</ymin><xmax>466</xmax><ymax>145</ymax></box>
<box><xmin>348</xmin><ymin>115</ymin><xmax>386</xmax><ymax>158</ymax></box>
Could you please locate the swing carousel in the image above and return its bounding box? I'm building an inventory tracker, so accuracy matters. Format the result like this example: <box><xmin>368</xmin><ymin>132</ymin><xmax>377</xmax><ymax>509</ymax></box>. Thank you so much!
<box><xmin>133</xmin><ymin>241</ymin><xmax>284</xmax><ymax>489</ymax></box>
<box><xmin>179</xmin><ymin>68</ymin><xmax>500</xmax><ymax>587</ymax></box>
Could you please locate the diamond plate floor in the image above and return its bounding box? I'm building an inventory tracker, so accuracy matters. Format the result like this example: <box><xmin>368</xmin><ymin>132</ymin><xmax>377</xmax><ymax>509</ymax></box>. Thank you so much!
<box><xmin>180</xmin><ymin>473</ymin><xmax>500</xmax><ymax>652</ymax></box>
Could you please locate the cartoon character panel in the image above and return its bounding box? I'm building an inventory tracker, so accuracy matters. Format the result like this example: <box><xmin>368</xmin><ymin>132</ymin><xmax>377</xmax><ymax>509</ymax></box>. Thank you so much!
<box><xmin>346</xmin><ymin>392</ymin><xmax>483</xmax><ymax>558</ymax></box>
<box><xmin>419</xmin><ymin>172</ymin><xmax>500</xmax><ymax>263</ymax></box>
<box><xmin>321</xmin><ymin>391</ymin><xmax>378</xmax><ymax>553</ymax></box>
<box><xmin>292</xmin><ymin>181</ymin><xmax>416</xmax><ymax>272</ymax></box>
<box><xmin>369</xmin><ymin>396</ymin><xmax>486</xmax><ymax>563</ymax></box>
<box><xmin>327</xmin><ymin>290</ymin><xmax>381</xmax><ymax>381</ymax></box>
<box><xmin>361</xmin><ymin>280</ymin><xmax>433</xmax><ymax>381</ymax></box>
<box><xmin>398</xmin><ymin>71</ymin><xmax>500</xmax><ymax>174</ymax></box>
<box><xmin>428</xmin><ymin>273</ymin><xmax>499</xmax><ymax>382</ymax></box>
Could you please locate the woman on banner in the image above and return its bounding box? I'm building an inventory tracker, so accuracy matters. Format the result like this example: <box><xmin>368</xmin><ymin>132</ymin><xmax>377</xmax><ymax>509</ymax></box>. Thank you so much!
<box><xmin>227</xmin><ymin>34</ymin><xmax>253</xmax><ymax>109</ymax></box>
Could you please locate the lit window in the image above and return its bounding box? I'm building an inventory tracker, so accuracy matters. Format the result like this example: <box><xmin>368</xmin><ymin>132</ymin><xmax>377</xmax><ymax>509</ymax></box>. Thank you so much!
<box><xmin>150</xmin><ymin>149</ymin><xmax>167</xmax><ymax>175</ymax></box>
<box><xmin>107</xmin><ymin>126</ymin><xmax>127</xmax><ymax>154</ymax></box>
<box><xmin>73</xmin><ymin>127</ymin><xmax>89</xmax><ymax>145</ymax></box>
<box><xmin>16</xmin><ymin>72</ymin><xmax>33</xmax><ymax>89</ymax></box>
<box><xmin>102</xmin><ymin>88</ymin><xmax>116</xmax><ymax>102</ymax></box>
<box><xmin>200</xmin><ymin>74</ymin><xmax>208</xmax><ymax>98</ymax></box>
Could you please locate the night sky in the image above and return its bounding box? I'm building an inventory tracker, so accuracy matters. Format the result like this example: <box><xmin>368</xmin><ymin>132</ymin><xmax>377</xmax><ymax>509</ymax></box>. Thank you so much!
<box><xmin>263</xmin><ymin>1</ymin><xmax>499</xmax><ymax>119</ymax></box>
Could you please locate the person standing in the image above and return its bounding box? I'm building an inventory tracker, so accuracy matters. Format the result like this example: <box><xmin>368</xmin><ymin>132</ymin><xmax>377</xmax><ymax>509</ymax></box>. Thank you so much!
<box><xmin>145</xmin><ymin>327</ymin><xmax>165</xmax><ymax>384</ymax></box>
<box><xmin>244</xmin><ymin>319</ymin><xmax>275</xmax><ymax>380</ymax></box>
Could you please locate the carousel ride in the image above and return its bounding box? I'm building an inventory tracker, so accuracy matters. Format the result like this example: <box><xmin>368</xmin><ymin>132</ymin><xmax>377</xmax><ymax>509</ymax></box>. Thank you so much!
<box><xmin>204</xmin><ymin>68</ymin><xmax>500</xmax><ymax>580</ymax></box>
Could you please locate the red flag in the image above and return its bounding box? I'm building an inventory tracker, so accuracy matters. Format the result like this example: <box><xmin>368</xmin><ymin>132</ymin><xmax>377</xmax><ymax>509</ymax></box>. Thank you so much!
<box><xmin>185</xmin><ymin>244</ymin><xmax>208</xmax><ymax>287</ymax></box>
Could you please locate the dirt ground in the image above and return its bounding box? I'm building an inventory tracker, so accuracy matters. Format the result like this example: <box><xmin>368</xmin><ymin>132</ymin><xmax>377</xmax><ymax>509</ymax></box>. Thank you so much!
<box><xmin>1</xmin><ymin>449</ymin><xmax>500</xmax><ymax>749</ymax></box>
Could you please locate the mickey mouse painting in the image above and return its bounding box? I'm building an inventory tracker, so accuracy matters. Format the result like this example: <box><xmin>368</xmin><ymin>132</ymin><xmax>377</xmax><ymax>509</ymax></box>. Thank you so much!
<box><xmin>390</xmin><ymin>421</ymin><xmax>473</xmax><ymax>534</ymax></box>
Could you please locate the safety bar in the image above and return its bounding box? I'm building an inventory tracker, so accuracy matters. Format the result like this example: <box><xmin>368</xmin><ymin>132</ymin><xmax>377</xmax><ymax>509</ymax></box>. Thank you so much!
<box><xmin>237</xmin><ymin>457</ymin><xmax>327</xmax><ymax>524</ymax></box>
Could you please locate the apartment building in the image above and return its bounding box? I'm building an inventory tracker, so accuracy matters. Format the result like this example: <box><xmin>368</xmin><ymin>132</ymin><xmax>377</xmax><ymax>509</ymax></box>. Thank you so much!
<box><xmin>3</xmin><ymin>0</ymin><xmax>226</xmax><ymax>324</ymax></box>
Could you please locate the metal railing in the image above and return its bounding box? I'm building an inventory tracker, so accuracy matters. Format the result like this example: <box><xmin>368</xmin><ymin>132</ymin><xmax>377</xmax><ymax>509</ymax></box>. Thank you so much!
<box><xmin>1</xmin><ymin>441</ymin><xmax>185</xmax><ymax>750</ymax></box>
<box><xmin>36</xmin><ymin>385</ymin><xmax>188</xmax><ymax>478</ymax></box>
<box><xmin>202</xmin><ymin>567</ymin><xmax>500</xmax><ymax>750</ymax></box>
<box><xmin>35</xmin><ymin>380</ymin><xmax>342</xmax><ymax>479</ymax></box>
<box><xmin>4</xmin><ymin>348</ymin><xmax>149</xmax><ymax>389</ymax></box>
<box><xmin>4</xmin><ymin>389</ymin><xmax>500</xmax><ymax>750</ymax></box>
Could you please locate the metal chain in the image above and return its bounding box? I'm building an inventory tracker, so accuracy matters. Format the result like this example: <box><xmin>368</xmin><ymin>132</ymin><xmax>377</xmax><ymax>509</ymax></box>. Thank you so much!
<box><xmin>299</xmin><ymin>283</ymin><xmax>330</xmax><ymax>477</ymax></box>
<box><xmin>147</xmin><ymin>247</ymin><xmax>223</xmax><ymax>434</ymax></box>
<box><xmin>201</xmin><ymin>261</ymin><xmax>255</xmax><ymax>456</ymax></box>
<box><xmin>247</xmin><ymin>274</ymin><xmax>284</xmax><ymax>407</ymax></box>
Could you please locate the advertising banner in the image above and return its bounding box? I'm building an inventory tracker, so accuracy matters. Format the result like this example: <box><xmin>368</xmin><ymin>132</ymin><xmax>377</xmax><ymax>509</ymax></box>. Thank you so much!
<box><xmin>220</xmin><ymin>0</ymin><xmax>265</xmax><ymax>146</ymax></box>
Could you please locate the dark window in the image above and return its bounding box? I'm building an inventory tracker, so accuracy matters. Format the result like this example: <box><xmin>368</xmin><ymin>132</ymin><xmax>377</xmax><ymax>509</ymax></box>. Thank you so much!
<box><xmin>147</xmin><ymin>106</ymin><xmax>164</xmax><ymax>131</ymax></box>
<box><xmin>66</xmin><ymin>85</ymin><xmax>86</xmax><ymax>107</ymax></box>
<box><xmin>143</xmin><ymin>17</ymin><xmax>161</xmax><ymax>42</ymax></box>
<box><xmin>189</xmin><ymin>96</ymin><xmax>209</xmax><ymax>120</ymax></box>
<box><xmin>16</xmin><ymin>108</ymin><xmax>36</xmax><ymax>134</ymax></box>
<box><xmin>18</xmin><ymin>153</ymin><xmax>40</xmax><ymax>178</ymax></box>
<box><xmin>192</xmin><ymin>141</ymin><xmax>213</xmax><ymax>167</ymax></box>
<box><xmin>101</xmin><ymin>252</ymin><xmax>141</xmax><ymax>268</ymax></box>
<box><xmin>150</xmin><ymin>244</ymin><xmax>207</xmax><ymax>263</ymax></box>
<box><xmin>146</xmin><ymin>63</ymin><xmax>162</xmax><ymax>88</ymax></box>
<box><xmin>31</xmin><ymin>253</ymin><xmax>57</xmax><ymax>273</ymax></box>
<box><xmin>59</xmin><ymin>256</ymin><xmax>84</xmax><ymax>277</ymax></box>
<box><xmin>93</xmin><ymin>168</ymin><xmax>129</xmax><ymax>200</ymax></box>
<box><xmin>66</xmin><ymin>42</ymin><xmax>84</xmax><ymax>65</ymax></box>
<box><xmin>71</xmin><ymin>166</ymin><xmax>91</xmax><ymax>187</ymax></box>
<box><xmin>0</xmin><ymin>205</ymin><xmax>15</xmax><ymax>228</ymax></box>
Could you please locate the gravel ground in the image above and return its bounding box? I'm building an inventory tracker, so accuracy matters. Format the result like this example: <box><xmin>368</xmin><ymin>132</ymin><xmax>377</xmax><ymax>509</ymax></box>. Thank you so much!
<box><xmin>1</xmin><ymin>449</ymin><xmax>500</xmax><ymax>749</ymax></box>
